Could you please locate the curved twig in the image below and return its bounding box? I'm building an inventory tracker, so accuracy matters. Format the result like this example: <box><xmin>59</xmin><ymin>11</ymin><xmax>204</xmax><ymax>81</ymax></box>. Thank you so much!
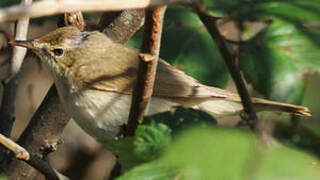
<box><xmin>196</xmin><ymin>10</ymin><xmax>259</xmax><ymax>129</ymax></box>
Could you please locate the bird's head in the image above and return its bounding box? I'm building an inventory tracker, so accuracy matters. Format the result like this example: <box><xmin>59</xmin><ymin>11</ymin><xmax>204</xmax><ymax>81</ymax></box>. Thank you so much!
<box><xmin>10</xmin><ymin>26</ymin><xmax>112</xmax><ymax>77</ymax></box>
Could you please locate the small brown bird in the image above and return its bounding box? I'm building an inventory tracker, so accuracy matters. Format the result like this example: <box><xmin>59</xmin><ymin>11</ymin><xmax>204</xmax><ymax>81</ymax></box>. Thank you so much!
<box><xmin>11</xmin><ymin>26</ymin><xmax>310</xmax><ymax>140</ymax></box>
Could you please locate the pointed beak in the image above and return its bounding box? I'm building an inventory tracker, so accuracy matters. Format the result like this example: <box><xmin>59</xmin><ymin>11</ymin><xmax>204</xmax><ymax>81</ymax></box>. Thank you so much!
<box><xmin>9</xmin><ymin>40</ymin><xmax>35</xmax><ymax>50</ymax></box>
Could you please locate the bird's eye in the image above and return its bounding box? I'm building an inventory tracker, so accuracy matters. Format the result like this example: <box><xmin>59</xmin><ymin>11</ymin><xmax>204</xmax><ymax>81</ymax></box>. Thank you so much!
<box><xmin>53</xmin><ymin>48</ymin><xmax>64</xmax><ymax>57</ymax></box>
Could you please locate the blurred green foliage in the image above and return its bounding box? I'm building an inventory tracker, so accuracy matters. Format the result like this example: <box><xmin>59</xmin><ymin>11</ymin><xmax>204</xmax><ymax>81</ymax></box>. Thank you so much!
<box><xmin>118</xmin><ymin>127</ymin><xmax>320</xmax><ymax>180</ymax></box>
<box><xmin>202</xmin><ymin>0</ymin><xmax>320</xmax><ymax>21</ymax></box>
<box><xmin>134</xmin><ymin>123</ymin><xmax>172</xmax><ymax>161</ymax></box>
<box><xmin>203</xmin><ymin>0</ymin><xmax>320</xmax><ymax>104</ymax></box>
<box><xmin>240</xmin><ymin>19</ymin><xmax>320</xmax><ymax>103</ymax></box>
<box><xmin>100</xmin><ymin>137</ymin><xmax>145</xmax><ymax>172</ymax></box>
<box><xmin>0</xmin><ymin>0</ymin><xmax>20</xmax><ymax>7</ymax></box>
<box><xmin>101</xmin><ymin>107</ymin><xmax>217</xmax><ymax>171</ymax></box>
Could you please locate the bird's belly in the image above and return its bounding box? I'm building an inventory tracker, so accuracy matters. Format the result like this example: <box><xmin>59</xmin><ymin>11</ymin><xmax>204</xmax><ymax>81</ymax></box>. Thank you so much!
<box><xmin>65</xmin><ymin>90</ymin><xmax>131</xmax><ymax>140</ymax></box>
<box><xmin>63</xmin><ymin>90</ymin><xmax>178</xmax><ymax>140</ymax></box>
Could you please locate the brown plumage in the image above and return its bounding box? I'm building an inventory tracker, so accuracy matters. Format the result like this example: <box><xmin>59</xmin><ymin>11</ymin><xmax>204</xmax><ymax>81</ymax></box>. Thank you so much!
<box><xmin>11</xmin><ymin>26</ymin><xmax>311</xmax><ymax>139</ymax></box>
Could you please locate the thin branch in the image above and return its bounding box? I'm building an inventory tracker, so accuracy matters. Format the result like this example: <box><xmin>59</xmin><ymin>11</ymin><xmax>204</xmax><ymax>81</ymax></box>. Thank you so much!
<box><xmin>0</xmin><ymin>0</ymin><xmax>32</xmax><ymax>171</ymax></box>
<box><xmin>7</xmin><ymin>0</ymin><xmax>32</xmax><ymax>80</ymax></box>
<box><xmin>0</xmin><ymin>0</ymin><xmax>188</xmax><ymax>23</ymax></box>
<box><xmin>0</xmin><ymin>133</ymin><xmax>69</xmax><ymax>180</ymax></box>
<box><xmin>196</xmin><ymin>11</ymin><xmax>259</xmax><ymax>128</ymax></box>
<box><xmin>0</xmin><ymin>133</ymin><xmax>29</xmax><ymax>160</ymax></box>
<box><xmin>125</xmin><ymin>6</ymin><xmax>167</xmax><ymax>136</ymax></box>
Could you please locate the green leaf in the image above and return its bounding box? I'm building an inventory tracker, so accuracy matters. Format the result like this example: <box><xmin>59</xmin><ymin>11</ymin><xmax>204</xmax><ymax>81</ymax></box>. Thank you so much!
<box><xmin>0</xmin><ymin>0</ymin><xmax>20</xmax><ymax>7</ymax></box>
<box><xmin>145</xmin><ymin>107</ymin><xmax>217</xmax><ymax>133</ymax></box>
<box><xmin>240</xmin><ymin>19</ymin><xmax>320</xmax><ymax>103</ymax></box>
<box><xmin>163</xmin><ymin>8</ymin><xmax>229</xmax><ymax>87</ymax></box>
<box><xmin>253</xmin><ymin>145</ymin><xmax>320</xmax><ymax>180</ymax></box>
<box><xmin>100</xmin><ymin>108</ymin><xmax>217</xmax><ymax>171</ymax></box>
<box><xmin>251</xmin><ymin>0</ymin><xmax>320</xmax><ymax>22</ymax></box>
<box><xmin>116</xmin><ymin>161</ymin><xmax>179</xmax><ymax>180</ymax></box>
<box><xmin>202</xmin><ymin>0</ymin><xmax>241</xmax><ymax>17</ymax></box>
<box><xmin>162</xmin><ymin>128</ymin><xmax>256</xmax><ymax>180</ymax></box>
<box><xmin>118</xmin><ymin>127</ymin><xmax>320</xmax><ymax>180</ymax></box>
<box><xmin>134</xmin><ymin>123</ymin><xmax>172</xmax><ymax>161</ymax></box>
<box><xmin>100</xmin><ymin>137</ymin><xmax>146</xmax><ymax>172</ymax></box>
<box><xmin>201</xmin><ymin>0</ymin><xmax>320</xmax><ymax>22</ymax></box>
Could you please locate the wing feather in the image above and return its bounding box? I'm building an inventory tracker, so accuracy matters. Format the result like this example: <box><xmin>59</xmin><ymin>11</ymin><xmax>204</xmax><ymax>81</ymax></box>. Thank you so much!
<box><xmin>72</xmin><ymin>41</ymin><xmax>227</xmax><ymax>98</ymax></box>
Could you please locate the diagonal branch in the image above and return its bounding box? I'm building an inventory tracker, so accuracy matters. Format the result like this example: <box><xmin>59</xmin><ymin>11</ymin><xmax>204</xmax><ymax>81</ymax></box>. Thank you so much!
<box><xmin>196</xmin><ymin>11</ymin><xmax>258</xmax><ymax>129</ymax></box>
<box><xmin>0</xmin><ymin>133</ymin><xmax>69</xmax><ymax>180</ymax></box>
<box><xmin>0</xmin><ymin>0</ymin><xmax>187</xmax><ymax>23</ymax></box>
<box><xmin>5</xmin><ymin>86</ymin><xmax>70</xmax><ymax>180</ymax></box>
<box><xmin>125</xmin><ymin>6</ymin><xmax>167</xmax><ymax>136</ymax></box>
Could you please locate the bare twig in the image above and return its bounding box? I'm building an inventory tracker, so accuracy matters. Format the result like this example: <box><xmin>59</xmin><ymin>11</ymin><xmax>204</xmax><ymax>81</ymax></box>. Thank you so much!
<box><xmin>125</xmin><ymin>6</ymin><xmax>167</xmax><ymax>136</ymax></box>
<box><xmin>0</xmin><ymin>0</ymin><xmax>188</xmax><ymax>23</ymax></box>
<box><xmin>0</xmin><ymin>132</ymin><xmax>69</xmax><ymax>180</ymax></box>
<box><xmin>0</xmin><ymin>133</ymin><xmax>29</xmax><ymax>160</ymax></box>
<box><xmin>196</xmin><ymin>11</ymin><xmax>258</xmax><ymax>128</ymax></box>
<box><xmin>0</xmin><ymin>0</ymin><xmax>32</xmax><ymax>171</ymax></box>
<box><xmin>7</xmin><ymin>0</ymin><xmax>32</xmax><ymax>80</ymax></box>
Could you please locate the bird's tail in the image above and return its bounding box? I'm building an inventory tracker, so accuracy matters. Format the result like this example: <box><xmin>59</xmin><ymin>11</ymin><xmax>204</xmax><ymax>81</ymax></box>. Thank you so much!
<box><xmin>195</xmin><ymin>94</ymin><xmax>311</xmax><ymax>118</ymax></box>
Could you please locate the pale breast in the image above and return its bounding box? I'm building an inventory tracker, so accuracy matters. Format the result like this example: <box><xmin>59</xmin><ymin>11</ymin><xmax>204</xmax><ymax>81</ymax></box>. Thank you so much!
<box><xmin>60</xmin><ymin>88</ymin><xmax>179</xmax><ymax>140</ymax></box>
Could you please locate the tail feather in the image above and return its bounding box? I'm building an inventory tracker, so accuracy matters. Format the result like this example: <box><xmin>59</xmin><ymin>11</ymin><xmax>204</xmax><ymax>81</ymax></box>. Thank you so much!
<box><xmin>196</xmin><ymin>94</ymin><xmax>311</xmax><ymax>118</ymax></box>
<box><xmin>250</xmin><ymin>97</ymin><xmax>311</xmax><ymax>116</ymax></box>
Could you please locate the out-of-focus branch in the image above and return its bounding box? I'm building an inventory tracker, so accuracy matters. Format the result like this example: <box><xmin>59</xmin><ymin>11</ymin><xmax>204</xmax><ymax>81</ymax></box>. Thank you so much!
<box><xmin>99</xmin><ymin>10</ymin><xmax>145</xmax><ymax>44</ymax></box>
<box><xmin>126</xmin><ymin>6</ymin><xmax>167</xmax><ymax>136</ymax></box>
<box><xmin>7</xmin><ymin>0</ymin><xmax>32</xmax><ymax>80</ymax></box>
<box><xmin>0</xmin><ymin>0</ymin><xmax>32</xmax><ymax>171</ymax></box>
<box><xmin>0</xmin><ymin>0</ymin><xmax>188</xmax><ymax>23</ymax></box>
<box><xmin>196</xmin><ymin>10</ymin><xmax>258</xmax><ymax>129</ymax></box>
<box><xmin>5</xmin><ymin>86</ymin><xmax>70</xmax><ymax>180</ymax></box>
<box><xmin>0</xmin><ymin>133</ymin><xmax>69</xmax><ymax>180</ymax></box>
